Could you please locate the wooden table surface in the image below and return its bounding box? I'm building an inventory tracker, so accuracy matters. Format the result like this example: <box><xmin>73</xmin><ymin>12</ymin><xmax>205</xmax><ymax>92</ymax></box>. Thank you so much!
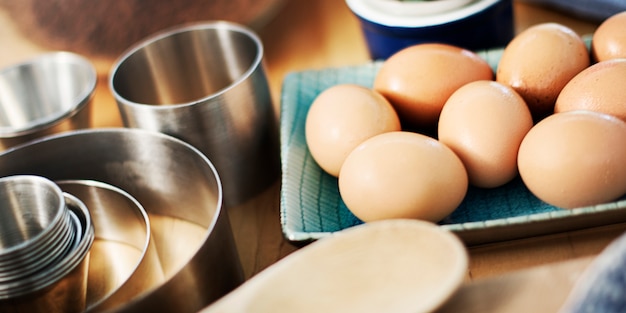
<box><xmin>1</xmin><ymin>0</ymin><xmax>625</xmax><ymax>306</ymax></box>
<box><xmin>245</xmin><ymin>0</ymin><xmax>626</xmax><ymax>281</ymax></box>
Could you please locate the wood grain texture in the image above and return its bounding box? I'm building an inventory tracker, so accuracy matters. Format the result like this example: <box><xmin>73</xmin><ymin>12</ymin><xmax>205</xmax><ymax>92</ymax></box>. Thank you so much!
<box><xmin>0</xmin><ymin>0</ymin><xmax>621</xmax><ymax>300</ymax></box>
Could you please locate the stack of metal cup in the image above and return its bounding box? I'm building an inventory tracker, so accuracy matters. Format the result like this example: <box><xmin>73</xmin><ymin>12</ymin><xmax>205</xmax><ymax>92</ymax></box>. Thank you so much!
<box><xmin>0</xmin><ymin>175</ymin><xmax>94</xmax><ymax>313</ymax></box>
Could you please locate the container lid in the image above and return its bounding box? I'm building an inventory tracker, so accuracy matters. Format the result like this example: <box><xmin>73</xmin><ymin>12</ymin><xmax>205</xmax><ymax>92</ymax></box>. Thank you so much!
<box><xmin>346</xmin><ymin>0</ymin><xmax>503</xmax><ymax>27</ymax></box>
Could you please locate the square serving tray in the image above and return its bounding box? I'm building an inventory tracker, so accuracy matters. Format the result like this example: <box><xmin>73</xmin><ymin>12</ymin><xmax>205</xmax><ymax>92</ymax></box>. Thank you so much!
<box><xmin>279</xmin><ymin>42</ymin><xmax>626</xmax><ymax>245</ymax></box>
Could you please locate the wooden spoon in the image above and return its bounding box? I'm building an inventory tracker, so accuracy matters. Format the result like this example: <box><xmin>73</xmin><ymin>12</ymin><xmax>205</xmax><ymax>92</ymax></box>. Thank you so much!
<box><xmin>202</xmin><ymin>219</ymin><xmax>468</xmax><ymax>313</ymax></box>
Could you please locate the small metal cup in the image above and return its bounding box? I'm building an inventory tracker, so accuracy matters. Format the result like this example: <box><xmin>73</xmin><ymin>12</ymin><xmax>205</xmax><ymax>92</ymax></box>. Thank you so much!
<box><xmin>0</xmin><ymin>176</ymin><xmax>94</xmax><ymax>313</ymax></box>
<box><xmin>56</xmin><ymin>179</ymin><xmax>165</xmax><ymax>313</ymax></box>
<box><xmin>0</xmin><ymin>52</ymin><xmax>96</xmax><ymax>151</ymax></box>
<box><xmin>109</xmin><ymin>21</ymin><xmax>280</xmax><ymax>208</ymax></box>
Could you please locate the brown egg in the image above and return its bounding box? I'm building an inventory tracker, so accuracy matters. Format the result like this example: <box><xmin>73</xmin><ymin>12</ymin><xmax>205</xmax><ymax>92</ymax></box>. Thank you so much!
<box><xmin>338</xmin><ymin>131</ymin><xmax>468</xmax><ymax>223</ymax></box>
<box><xmin>592</xmin><ymin>11</ymin><xmax>626</xmax><ymax>62</ymax></box>
<box><xmin>556</xmin><ymin>59</ymin><xmax>626</xmax><ymax>122</ymax></box>
<box><xmin>496</xmin><ymin>23</ymin><xmax>590</xmax><ymax>121</ymax></box>
<box><xmin>305</xmin><ymin>84</ymin><xmax>401</xmax><ymax>177</ymax></box>
<box><xmin>373</xmin><ymin>43</ymin><xmax>493</xmax><ymax>133</ymax></box>
<box><xmin>517</xmin><ymin>110</ymin><xmax>626</xmax><ymax>209</ymax></box>
<box><xmin>438</xmin><ymin>80</ymin><xmax>533</xmax><ymax>188</ymax></box>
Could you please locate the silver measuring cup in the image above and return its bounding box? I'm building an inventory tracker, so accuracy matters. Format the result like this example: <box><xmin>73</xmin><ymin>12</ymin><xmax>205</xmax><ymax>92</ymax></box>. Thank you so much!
<box><xmin>0</xmin><ymin>52</ymin><xmax>96</xmax><ymax>151</ymax></box>
<box><xmin>109</xmin><ymin>21</ymin><xmax>280</xmax><ymax>208</ymax></box>
<box><xmin>0</xmin><ymin>175</ymin><xmax>94</xmax><ymax>313</ymax></box>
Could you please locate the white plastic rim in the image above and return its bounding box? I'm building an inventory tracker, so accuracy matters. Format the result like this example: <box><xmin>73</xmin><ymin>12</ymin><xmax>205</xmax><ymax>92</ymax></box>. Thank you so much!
<box><xmin>366</xmin><ymin>0</ymin><xmax>474</xmax><ymax>16</ymax></box>
<box><xmin>346</xmin><ymin>0</ymin><xmax>502</xmax><ymax>27</ymax></box>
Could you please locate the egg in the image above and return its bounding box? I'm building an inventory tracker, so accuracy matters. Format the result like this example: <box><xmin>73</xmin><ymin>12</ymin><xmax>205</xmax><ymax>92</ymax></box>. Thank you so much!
<box><xmin>438</xmin><ymin>80</ymin><xmax>533</xmax><ymax>188</ymax></box>
<box><xmin>592</xmin><ymin>11</ymin><xmax>626</xmax><ymax>62</ymax></box>
<box><xmin>555</xmin><ymin>59</ymin><xmax>626</xmax><ymax>122</ymax></box>
<box><xmin>305</xmin><ymin>84</ymin><xmax>401</xmax><ymax>177</ymax></box>
<box><xmin>496</xmin><ymin>23</ymin><xmax>590</xmax><ymax>121</ymax></box>
<box><xmin>373</xmin><ymin>43</ymin><xmax>493</xmax><ymax>133</ymax></box>
<box><xmin>517</xmin><ymin>110</ymin><xmax>626</xmax><ymax>209</ymax></box>
<box><xmin>338</xmin><ymin>131</ymin><xmax>468</xmax><ymax>223</ymax></box>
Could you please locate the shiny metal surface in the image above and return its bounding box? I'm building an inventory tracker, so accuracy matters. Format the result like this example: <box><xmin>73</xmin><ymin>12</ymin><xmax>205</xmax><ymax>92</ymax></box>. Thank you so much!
<box><xmin>0</xmin><ymin>192</ymin><xmax>94</xmax><ymax>313</ymax></box>
<box><xmin>0</xmin><ymin>175</ymin><xmax>65</xmax><ymax>250</ymax></box>
<box><xmin>110</xmin><ymin>21</ymin><xmax>280</xmax><ymax>208</ymax></box>
<box><xmin>0</xmin><ymin>52</ymin><xmax>96</xmax><ymax>150</ymax></box>
<box><xmin>56</xmin><ymin>180</ymin><xmax>164</xmax><ymax>313</ymax></box>
<box><xmin>0</xmin><ymin>128</ymin><xmax>244</xmax><ymax>312</ymax></box>
<box><xmin>0</xmin><ymin>175</ymin><xmax>75</xmax><ymax>285</ymax></box>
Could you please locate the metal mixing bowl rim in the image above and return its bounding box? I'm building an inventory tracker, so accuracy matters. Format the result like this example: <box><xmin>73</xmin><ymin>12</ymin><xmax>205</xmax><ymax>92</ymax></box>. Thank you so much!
<box><xmin>0</xmin><ymin>127</ymin><xmax>232</xmax><ymax>309</ymax></box>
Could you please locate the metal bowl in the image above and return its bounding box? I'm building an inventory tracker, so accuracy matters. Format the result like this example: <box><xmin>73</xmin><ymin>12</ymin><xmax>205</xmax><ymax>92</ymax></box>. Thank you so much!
<box><xmin>0</xmin><ymin>52</ymin><xmax>96</xmax><ymax>151</ymax></box>
<box><xmin>0</xmin><ymin>128</ymin><xmax>244</xmax><ymax>312</ymax></box>
<box><xmin>109</xmin><ymin>21</ymin><xmax>280</xmax><ymax>208</ymax></box>
<box><xmin>56</xmin><ymin>179</ymin><xmax>164</xmax><ymax>313</ymax></box>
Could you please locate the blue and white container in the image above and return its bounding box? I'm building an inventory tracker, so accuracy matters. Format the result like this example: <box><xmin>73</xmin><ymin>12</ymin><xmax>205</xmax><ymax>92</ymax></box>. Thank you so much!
<box><xmin>347</xmin><ymin>0</ymin><xmax>515</xmax><ymax>60</ymax></box>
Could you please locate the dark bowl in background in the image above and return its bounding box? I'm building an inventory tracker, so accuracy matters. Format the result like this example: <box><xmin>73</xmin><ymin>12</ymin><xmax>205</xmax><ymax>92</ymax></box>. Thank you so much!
<box><xmin>0</xmin><ymin>0</ymin><xmax>285</xmax><ymax>60</ymax></box>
